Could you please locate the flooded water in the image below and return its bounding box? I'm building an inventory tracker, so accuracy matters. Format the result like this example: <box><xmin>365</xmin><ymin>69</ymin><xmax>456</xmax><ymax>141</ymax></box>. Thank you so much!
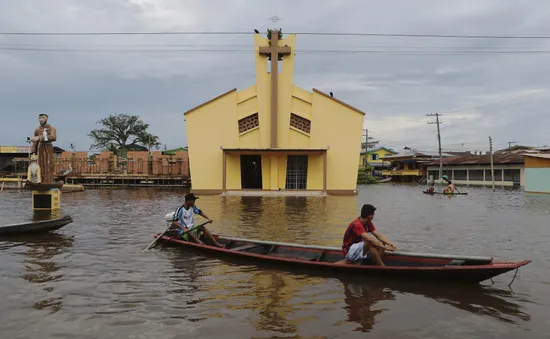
<box><xmin>1</xmin><ymin>184</ymin><xmax>549</xmax><ymax>338</ymax></box>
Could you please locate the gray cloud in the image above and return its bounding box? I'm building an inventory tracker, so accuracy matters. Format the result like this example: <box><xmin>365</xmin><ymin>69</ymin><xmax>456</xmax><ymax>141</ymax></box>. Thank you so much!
<box><xmin>1</xmin><ymin>0</ymin><xmax>549</xmax><ymax>153</ymax></box>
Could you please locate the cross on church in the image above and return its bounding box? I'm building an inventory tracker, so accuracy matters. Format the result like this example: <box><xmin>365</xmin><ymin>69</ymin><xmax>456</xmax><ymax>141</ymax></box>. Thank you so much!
<box><xmin>259</xmin><ymin>29</ymin><xmax>291</xmax><ymax>148</ymax></box>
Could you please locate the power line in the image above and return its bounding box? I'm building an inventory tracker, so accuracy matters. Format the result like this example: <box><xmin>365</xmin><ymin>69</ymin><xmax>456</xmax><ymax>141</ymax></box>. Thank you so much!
<box><xmin>4</xmin><ymin>42</ymin><xmax>550</xmax><ymax>50</ymax></box>
<box><xmin>3</xmin><ymin>31</ymin><xmax>550</xmax><ymax>39</ymax></box>
<box><xmin>5</xmin><ymin>46</ymin><xmax>550</xmax><ymax>56</ymax></box>
<box><xmin>0</xmin><ymin>31</ymin><xmax>253</xmax><ymax>36</ymax></box>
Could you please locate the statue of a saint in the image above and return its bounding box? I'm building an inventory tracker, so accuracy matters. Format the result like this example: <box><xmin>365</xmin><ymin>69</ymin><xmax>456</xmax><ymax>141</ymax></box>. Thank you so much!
<box><xmin>31</xmin><ymin>113</ymin><xmax>57</xmax><ymax>184</ymax></box>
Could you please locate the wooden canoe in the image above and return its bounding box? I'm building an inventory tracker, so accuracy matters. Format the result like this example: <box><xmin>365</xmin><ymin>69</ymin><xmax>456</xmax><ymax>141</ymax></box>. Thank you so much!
<box><xmin>0</xmin><ymin>215</ymin><xmax>73</xmax><ymax>236</ymax></box>
<box><xmin>423</xmin><ymin>191</ymin><xmax>468</xmax><ymax>195</ymax></box>
<box><xmin>153</xmin><ymin>231</ymin><xmax>530</xmax><ymax>284</ymax></box>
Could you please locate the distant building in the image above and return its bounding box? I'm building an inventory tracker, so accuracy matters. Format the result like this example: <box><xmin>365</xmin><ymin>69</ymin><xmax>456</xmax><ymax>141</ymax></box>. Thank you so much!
<box><xmin>524</xmin><ymin>154</ymin><xmax>550</xmax><ymax>193</ymax></box>
<box><xmin>184</xmin><ymin>30</ymin><xmax>365</xmax><ymax>195</ymax></box>
<box><xmin>424</xmin><ymin>150</ymin><xmax>525</xmax><ymax>187</ymax></box>
<box><xmin>381</xmin><ymin>148</ymin><xmax>454</xmax><ymax>182</ymax></box>
<box><xmin>360</xmin><ymin>147</ymin><xmax>398</xmax><ymax>175</ymax></box>
<box><xmin>0</xmin><ymin>145</ymin><xmax>64</xmax><ymax>175</ymax></box>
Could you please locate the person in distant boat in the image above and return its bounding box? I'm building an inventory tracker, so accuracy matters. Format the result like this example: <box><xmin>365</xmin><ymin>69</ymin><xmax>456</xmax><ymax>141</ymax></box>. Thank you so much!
<box><xmin>172</xmin><ymin>193</ymin><xmax>224</xmax><ymax>248</ymax></box>
<box><xmin>426</xmin><ymin>178</ymin><xmax>435</xmax><ymax>193</ymax></box>
<box><xmin>340</xmin><ymin>204</ymin><xmax>397</xmax><ymax>266</ymax></box>
<box><xmin>442</xmin><ymin>175</ymin><xmax>456</xmax><ymax>193</ymax></box>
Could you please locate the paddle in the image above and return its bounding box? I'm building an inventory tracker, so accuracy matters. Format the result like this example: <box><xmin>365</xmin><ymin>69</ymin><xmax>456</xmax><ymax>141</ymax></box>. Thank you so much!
<box><xmin>143</xmin><ymin>220</ymin><xmax>209</xmax><ymax>252</ymax></box>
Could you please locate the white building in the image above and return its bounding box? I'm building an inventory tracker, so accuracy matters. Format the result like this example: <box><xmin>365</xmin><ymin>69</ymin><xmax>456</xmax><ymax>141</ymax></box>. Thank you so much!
<box><xmin>425</xmin><ymin>150</ymin><xmax>525</xmax><ymax>187</ymax></box>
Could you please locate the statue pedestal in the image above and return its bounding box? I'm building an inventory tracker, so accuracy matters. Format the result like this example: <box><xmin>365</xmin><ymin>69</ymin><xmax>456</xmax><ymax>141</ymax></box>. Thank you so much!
<box><xmin>32</xmin><ymin>189</ymin><xmax>61</xmax><ymax>210</ymax></box>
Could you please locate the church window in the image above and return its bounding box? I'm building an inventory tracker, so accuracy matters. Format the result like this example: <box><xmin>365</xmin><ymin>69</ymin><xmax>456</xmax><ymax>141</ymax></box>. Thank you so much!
<box><xmin>238</xmin><ymin>113</ymin><xmax>259</xmax><ymax>134</ymax></box>
<box><xmin>290</xmin><ymin>113</ymin><xmax>311</xmax><ymax>134</ymax></box>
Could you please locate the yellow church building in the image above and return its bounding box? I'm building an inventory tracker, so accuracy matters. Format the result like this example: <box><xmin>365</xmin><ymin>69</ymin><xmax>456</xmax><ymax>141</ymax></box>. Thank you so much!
<box><xmin>184</xmin><ymin>29</ymin><xmax>365</xmax><ymax>195</ymax></box>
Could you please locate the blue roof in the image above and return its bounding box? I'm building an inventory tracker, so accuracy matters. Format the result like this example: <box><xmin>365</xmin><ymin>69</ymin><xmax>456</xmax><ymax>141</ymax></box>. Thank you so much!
<box><xmin>361</xmin><ymin>146</ymin><xmax>398</xmax><ymax>155</ymax></box>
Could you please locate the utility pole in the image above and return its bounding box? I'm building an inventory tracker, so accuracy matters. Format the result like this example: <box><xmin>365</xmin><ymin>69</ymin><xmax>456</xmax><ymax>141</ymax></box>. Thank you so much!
<box><xmin>489</xmin><ymin>136</ymin><xmax>495</xmax><ymax>191</ymax></box>
<box><xmin>364</xmin><ymin>129</ymin><xmax>368</xmax><ymax>159</ymax></box>
<box><xmin>362</xmin><ymin>129</ymin><xmax>379</xmax><ymax>167</ymax></box>
<box><xmin>427</xmin><ymin>113</ymin><xmax>443</xmax><ymax>186</ymax></box>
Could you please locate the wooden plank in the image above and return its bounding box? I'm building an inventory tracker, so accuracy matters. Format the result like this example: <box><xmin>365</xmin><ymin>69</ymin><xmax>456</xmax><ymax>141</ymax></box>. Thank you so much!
<box><xmin>231</xmin><ymin>244</ymin><xmax>263</xmax><ymax>252</ymax></box>
<box><xmin>269</xmin><ymin>252</ymin><xmax>320</xmax><ymax>261</ymax></box>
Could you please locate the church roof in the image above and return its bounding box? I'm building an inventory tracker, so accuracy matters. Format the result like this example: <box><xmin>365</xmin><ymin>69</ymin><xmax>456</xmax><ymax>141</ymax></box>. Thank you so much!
<box><xmin>182</xmin><ymin>87</ymin><xmax>367</xmax><ymax>117</ymax></box>
<box><xmin>312</xmin><ymin>89</ymin><xmax>366</xmax><ymax>116</ymax></box>
<box><xmin>183</xmin><ymin>88</ymin><xmax>237</xmax><ymax>116</ymax></box>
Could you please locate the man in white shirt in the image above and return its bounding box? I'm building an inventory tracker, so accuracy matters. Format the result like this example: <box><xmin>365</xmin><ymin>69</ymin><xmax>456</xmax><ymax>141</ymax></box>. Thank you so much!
<box><xmin>173</xmin><ymin>193</ymin><xmax>224</xmax><ymax>248</ymax></box>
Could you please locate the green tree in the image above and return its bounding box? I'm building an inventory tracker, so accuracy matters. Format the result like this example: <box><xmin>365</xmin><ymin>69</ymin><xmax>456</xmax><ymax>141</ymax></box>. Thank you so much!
<box><xmin>357</xmin><ymin>165</ymin><xmax>379</xmax><ymax>185</ymax></box>
<box><xmin>88</xmin><ymin>114</ymin><xmax>161</xmax><ymax>156</ymax></box>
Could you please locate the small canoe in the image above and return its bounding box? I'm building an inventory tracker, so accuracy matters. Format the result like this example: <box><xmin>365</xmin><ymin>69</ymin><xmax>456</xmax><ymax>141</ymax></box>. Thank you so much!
<box><xmin>153</xmin><ymin>231</ymin><xmax>530</xmax><ymax>284</ymax></box>
<box><xmin>0</xmin><ymin>215</ymin><xmax>73</xmax><ymax>236</ymax></box>
<box><xmin>423</xmin><ymin>191</ymin><xmax>468</xmax><ymax>195</ymax></box>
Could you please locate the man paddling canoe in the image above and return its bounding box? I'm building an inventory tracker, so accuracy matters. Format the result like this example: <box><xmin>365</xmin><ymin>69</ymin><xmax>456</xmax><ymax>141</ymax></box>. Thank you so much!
<box><xmin>172</xmin><ymin>193</ymin><xmax>224</xmax><ymax>248</ymax></box>
<box><xmin>442</xmin><ymin>175</ymin><xmax>456</xmax><ymax>194</ymax></box>
<box><xmin>340</xmin><ymin>204</ymin><xmax>397</xmax><ymax>266</ymax></box>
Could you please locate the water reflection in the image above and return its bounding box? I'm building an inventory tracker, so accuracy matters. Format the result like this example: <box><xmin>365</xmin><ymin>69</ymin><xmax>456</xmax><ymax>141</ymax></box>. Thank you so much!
<box><xmin>32</xmin><ymin>209</ymin><xmax>63</xmax><ymax>221</ymax></box>
<box><xmin>337</xmin><ymin>277</ymin><xmax>531</xmax><ymax>332</ymax></box>
<box><xmin>2</xmin><ymin>233</ymin><xmax>74</xmax><ymax>313</ymax></box>
<box><xmin>184</xmin><ymin>243</ymin><xmax>532</xmax><ymax>334</ymax></box>
<box><xmin>217</xmin><ymin>195</ymin><xmax>357</xmax><ymax>246</ymax></box>
<box><xmin>340</xmin><ymin>278</ymin><xmax>395</xmax><ymax>332</ymax></box>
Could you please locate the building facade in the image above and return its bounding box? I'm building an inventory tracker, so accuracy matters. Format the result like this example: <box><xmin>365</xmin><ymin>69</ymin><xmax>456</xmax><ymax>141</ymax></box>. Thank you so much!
<box><xmin>424</xmin><ymin>151</ymin><xmax>525</xmax><ymax>187</ymax></box>
<box><xmin>524</xmin><ymin>154</ymin><xmax>550</xmax><ymax>193</ymax></box>
<box><xmin>360</xmin><ymin>147</ymin><xmax>397</xmax><ymax>169</ymax></box>
<box><xmin>381</xmin><ymin>149</ymin><xmax>452</xmax><ymax>182</ymax></box>
<box><xmin>184</xmin><ymin>30</ymin><xmax>365</xmax><ymax>195</ymax></box>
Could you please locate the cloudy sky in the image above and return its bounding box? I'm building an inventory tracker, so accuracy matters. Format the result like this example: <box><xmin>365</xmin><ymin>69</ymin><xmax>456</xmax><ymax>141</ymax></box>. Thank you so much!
<box><xmin>1</xmin><ymin>0</ymin><xmax>550</xmax><ymax>154</ymax></box>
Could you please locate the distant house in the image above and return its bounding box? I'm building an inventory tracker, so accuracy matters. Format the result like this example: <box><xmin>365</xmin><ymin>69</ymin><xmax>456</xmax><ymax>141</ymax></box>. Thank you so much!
<box><xmin>524</xmin><ymin>153</ymin><xmax>550</xmax><ymax>193</ymax></box>
<box><xmin>0</xmin><ymin>145</ymin><xmax>65</xmax><ymax>174</ymax></box>
<box><xmin>163</xmin><ymin>147</ymin><xmax>188</xmax><ymax>156</ymax></box>
<box><xmin>381</xmin><ymin>148</ymin><xmax>454</xmax><ymax>182</ymax></box>
<box><xmin>424</xmin><ymin>150</ymin><xmax>525</xmax><ymax>186</ymax></box>
<box><xmin>360</xmin><ymin>146</ymin><xmax>398</xmax><ymax>172</ymax></box>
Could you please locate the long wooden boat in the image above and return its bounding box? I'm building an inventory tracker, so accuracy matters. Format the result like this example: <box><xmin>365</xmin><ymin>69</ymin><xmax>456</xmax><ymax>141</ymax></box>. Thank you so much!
<box><xmin>423</xmin><ymin>190</ymin><xmax>468</xmax><ymax>195</ymax></box>
<box><xmin>153</xmin><ymin>230</ymin><xmax>530</xmax><ymax>284</ymax></box>
<box><xmin>0</xmin><ymin>215</ymin><xmax>73</xmax><ymax>236</ymax></box>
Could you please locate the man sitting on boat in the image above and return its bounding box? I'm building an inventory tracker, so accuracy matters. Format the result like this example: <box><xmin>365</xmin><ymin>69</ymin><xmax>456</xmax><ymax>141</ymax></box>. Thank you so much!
<box><xmin>172</xmin><ymin>193</ymin><xmax>224</xmax><ymax>248</ymax></box>
<box><xmin>340</xmin><ymin>204</ymin><xmax>397</xmax><ymax>266</ymax></box>
<box><xmin>442</xmin><ymin>175</ymin><xmax>456</xmax><ymax>193</ymax></box>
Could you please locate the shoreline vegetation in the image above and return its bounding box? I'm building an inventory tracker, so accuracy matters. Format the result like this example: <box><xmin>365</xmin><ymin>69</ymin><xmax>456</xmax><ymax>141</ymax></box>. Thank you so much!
<box><xmin>357</xmin><ymin>166</ymin><xmax>380</xmax><ymax>185</ymax></box>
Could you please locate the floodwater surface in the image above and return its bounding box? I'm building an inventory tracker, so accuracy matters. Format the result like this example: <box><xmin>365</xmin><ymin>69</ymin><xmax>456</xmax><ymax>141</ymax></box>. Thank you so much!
<box><xmin>0</xmin><ymin>184</ymin><xmax>549</xmax><ymax>338</ymax></box>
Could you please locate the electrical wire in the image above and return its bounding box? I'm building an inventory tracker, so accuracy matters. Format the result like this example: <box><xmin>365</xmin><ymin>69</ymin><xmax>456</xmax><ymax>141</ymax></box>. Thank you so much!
<box><xmin>3</xmin><ymin>31</ymin><xmax>550</xmax><ymax>39</ymax></box>
<box><xmin>3</xmin><ymin>46</ymin><xmax>550</xmax><ymax>56</ymax></box>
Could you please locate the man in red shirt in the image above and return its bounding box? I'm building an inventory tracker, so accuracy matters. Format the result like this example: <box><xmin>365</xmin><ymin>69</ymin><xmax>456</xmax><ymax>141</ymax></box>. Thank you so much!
<box><xmin>340</xmin><ymin>204</ymin><xmax>397</xmax><ymax>266</ymax></box>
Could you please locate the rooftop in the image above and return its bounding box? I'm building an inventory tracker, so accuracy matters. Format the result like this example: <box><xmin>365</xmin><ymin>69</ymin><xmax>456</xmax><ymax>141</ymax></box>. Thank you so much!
<box><xmin>423</xmin><ymin>151</ymin><xmax>543</xmax><ymax>166</ymax></box>
<box><xmin>381</xmin><ymin>149</ymin><xmax>455</xmax><ymax>161</ymax></box>
<box><xmin>523</xmin><ymin>153</ymin><xmax>550</xmax><ymax>160</ymax></box>
<box><xmin>360</xmin><ymin>146</ymin><xmax>398</xmax><ymax>155</ymax></box>
<box><xmin>0</xmin><ymin>145</ymin><xmax>65</xmax><ymax>153</ymax></box>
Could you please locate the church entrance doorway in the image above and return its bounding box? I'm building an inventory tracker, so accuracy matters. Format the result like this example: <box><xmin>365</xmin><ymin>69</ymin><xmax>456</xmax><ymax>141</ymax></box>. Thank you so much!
<box><xmin>240</xmin><ymin>155</ymin><xmax>263</xmax><ymax>189</ymax></box>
